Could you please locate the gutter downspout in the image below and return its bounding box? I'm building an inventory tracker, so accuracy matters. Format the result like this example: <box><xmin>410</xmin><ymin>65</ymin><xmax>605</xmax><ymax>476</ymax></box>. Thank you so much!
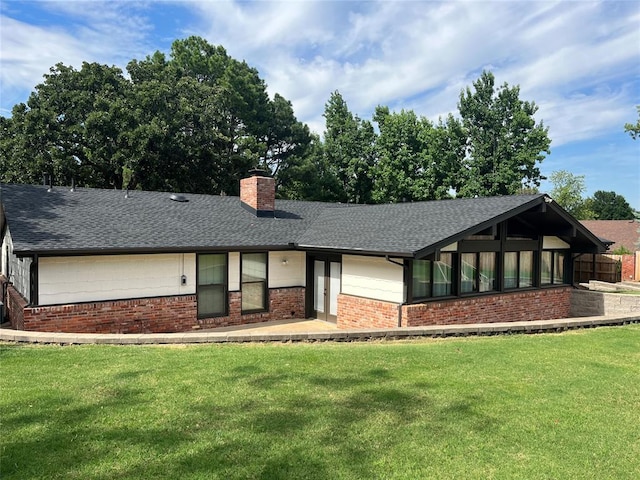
<box><xmin>385</xmin><ymin>256</ymin><xmax>408</xmax><ymax>328</ymax></box>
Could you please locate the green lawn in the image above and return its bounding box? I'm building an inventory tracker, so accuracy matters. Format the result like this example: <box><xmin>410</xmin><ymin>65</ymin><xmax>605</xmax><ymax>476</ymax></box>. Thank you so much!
<box><xmin>1</xmin><ymin>326</ymin><xmax>639</xmax><ymax>479</ymax></box>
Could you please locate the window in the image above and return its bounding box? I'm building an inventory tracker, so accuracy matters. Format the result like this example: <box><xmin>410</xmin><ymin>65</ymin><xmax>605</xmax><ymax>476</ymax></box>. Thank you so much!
<box><xmin>198</xmin><ymin>254</ymin><xmax>227</xmax><ymax>317</ymax></box>
<box><xmin>554</xmin><ymin>252</ymin><xmax>566</xmax><ymax>284</ymax></box>
<box><xmin>504</xmin><ymin>251</ymin><xmax>535</xmax><ymax>289</ymax></box>
<box><xmin>411</xmin><ymin>253</ymin><xmax>453</xmax><ymax>299</ymax></box>
<box><xmin>461</xmin><ymin>253</ymin><xmax>477</xmax><ymax>293</ymax></box>
<box><xmin>541</xmin><ymin>251</ymin><xmax>552</xmax><ymax>285</ymax></box>
<box><xmin>242</xmin><ymin>252</ymin><xmax>268</xmax><ymax>312</ymax></box>
<box><xmin>519</xmin><ymin>251</ymin><xmax>533</xmax><ymax>287</ymax></box>
<box><xmin>542</xmin><ymin>251</ymin><xmax>567</xmax><ymax>285</ymax></box>
<box><xmin>433</xmin><ymin>253</ymin><xmax>453</xmax><ymax>296</ymax></box>
<box><xmin>479</xmin><ymin>252</ymin><xmax>497</xmax><ymax>292</ymax></box>
<box><xmin>461</xmin><ymin>252</ymin><xmax>496</xmax><ymax>294</ymax></box>
<box><xmin>412</xmin><ymin>260</ymin><xmax>431</xmax><ymax>298</ymax></box>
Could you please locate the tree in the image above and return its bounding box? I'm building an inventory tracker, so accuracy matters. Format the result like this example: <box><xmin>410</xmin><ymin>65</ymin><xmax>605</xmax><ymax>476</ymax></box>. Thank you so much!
<box><xmin>1</xmin><ymin>62</ymin><xmax>133</xmax><ymax>189</ymax></box>
<box><xmin>624</xmin><ymin>106</ymin><xmax>640</xmax><ymax>140</ymax></box>
<box><xmin>372</xmin><ymin>107</ymin><xmax>459</xmax><ymax>202</ymax></box>
<box><xmin>322</xmin><ymin>91</ymin><xmax>377</xmax><ymax>203</ymax></box>
<box><xmin>1</xmin><ymin>36</ymin><xmax>306</xmax><ymax>197</ymax></box>
<box><xmin>548</xmin><ymin>170</ymin><xmax>594</xmax><ymax>219</ymax></box>
<box><xmin>457</xmin><ymin>71</ymin><xmax>551</xmax><ymax>197</ymax></box>
<box><xmin>261</xmin><ymin>93</ymin><xmax>312</xmax><ymax>191</ymax></box>
<box><xmin>589</xmin><ymin>190</ymin><xmax>635</xmax><ymax>220</ymax></box>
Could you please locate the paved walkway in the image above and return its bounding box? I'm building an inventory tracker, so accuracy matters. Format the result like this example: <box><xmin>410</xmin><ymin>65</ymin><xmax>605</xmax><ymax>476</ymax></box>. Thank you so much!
<box><xmin>0</xmin><ymin>313</ymin><xmax>638</xmax><ymax>345</ymax></box>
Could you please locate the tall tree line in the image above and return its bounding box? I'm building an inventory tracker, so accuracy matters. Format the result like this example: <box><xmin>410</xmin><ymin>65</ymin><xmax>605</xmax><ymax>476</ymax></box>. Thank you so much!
<box><xmin>1</xmin><ymin>37</ymin><xmax>550</xmax><ymax>202</ymax></box>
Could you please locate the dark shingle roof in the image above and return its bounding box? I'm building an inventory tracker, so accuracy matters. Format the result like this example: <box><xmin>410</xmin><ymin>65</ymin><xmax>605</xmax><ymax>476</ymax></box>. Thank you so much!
<box><xmin>1</xmin><ymin>184</ymin><xmax>603</xmax><ymax>257</ymax></box>
<box><xmin>0</xmin><ymin>184</ymin><xmax>344</xmax><ymax>255</ymax></box>
<box><xmin>297</xmin><ymin>194</ymin><xmax>544</xmax><ymax>256</ymax></box>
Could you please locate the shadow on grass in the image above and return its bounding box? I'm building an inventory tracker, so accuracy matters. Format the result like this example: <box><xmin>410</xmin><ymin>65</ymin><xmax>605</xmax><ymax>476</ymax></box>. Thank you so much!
<box><xmin>2</xmin><ymin>352</ymin><xmax>499</xmax><ymax>479</ymax></box>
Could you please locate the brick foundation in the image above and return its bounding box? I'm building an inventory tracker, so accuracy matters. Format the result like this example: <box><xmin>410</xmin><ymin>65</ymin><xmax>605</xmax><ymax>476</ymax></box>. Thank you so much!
<box><xmin>337</xmin><ymin>287</ymin><xmax>573</xmax><ymax>329</ymax></box>
<box><xmin>337</xmin><ymin>294</ymin><xmax>400</xmax><ymax>329</ymax></box>
<box><xmin>6</xmin><ymin>286</ymin><xmax>305</xmax><ymax>334</ymax></box>
<box><xmin>2</xmin><ymin>279</ymin><xmax>27</xmax><ymax>330</ymax></box>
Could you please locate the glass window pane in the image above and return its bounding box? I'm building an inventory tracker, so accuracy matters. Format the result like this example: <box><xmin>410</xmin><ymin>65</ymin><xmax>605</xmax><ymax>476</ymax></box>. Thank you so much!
<box><xmin>198</xmin><ymin>285</ymin><xmax>225</xmax><ymax>316</ymax></box>
<box><xmin>461</xmin><ymin>253</ymin><xmax>477</xmax><ymax>293</ymax></box>
<box><xmin>198</xmin><ymin>254</ymin><xmax>226</xmax><ymax>285</ymax></box>
<box><xmin>412</xmin><ymin>260</ymin><xmax>431</xmax><ymax>299</ymax></box>
<box><xmin>433</xmin><ymin>253</ymin><xmax>452</xmax><ymax>297</ymax></box>
<box><xmin>554</xmin><ymin>252</ymin><xmax>565</xmax><ymax>284</ymax></box>
<box><xmin>541</xmin><ymin>251</ymin><xmax>552</xmax><ymax>285</ymax></box>
<box><xmin>504</xmin><ymin>252</ymin><xmax>518</xmax><ymax>289</ymax></box>
<box><xmin>198</xmin><ymin>254</ymin><xmax>227</xmax><ymax>317</ymax></box>
<box><xmin>242</xmin><ymin>282</ymin><xmax>265</xmax><ymax>311</ymax></box>
<box><xmin>242</xmin><ymin>253</ymin><xmax>267</xmax><ymax>282</ymax></box>
<box><xmin>519</xmin><ymin>251</ymin><xmax>533</xmax><ymax>288</ymax></box>
<box><xmin>242</xmin><ymin>253</ymin><xmax>267</xmax><ymax>311</ymax></box>
<box><xmin>479</xmin><ymin>252</ymin><xmax>496</xmax><ymax>292</ymax></box>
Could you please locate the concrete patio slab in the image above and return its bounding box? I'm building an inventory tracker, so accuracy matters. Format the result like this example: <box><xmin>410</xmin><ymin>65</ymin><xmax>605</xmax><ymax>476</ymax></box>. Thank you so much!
<box><xmin>1</xmin><ymin>313</ymin><xmax>638</xmax><ymax>345</ymax></box>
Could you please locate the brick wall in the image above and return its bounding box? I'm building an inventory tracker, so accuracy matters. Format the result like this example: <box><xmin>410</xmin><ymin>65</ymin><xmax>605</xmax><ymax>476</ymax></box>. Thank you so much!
<box><xmin>240</xmin><ymin>175</ymin><xmax>275</xmax><ymax>213</ymax></box>
<box><xmin>10</xmin><ymin>286</ymin><xmax>305</xmax><ymax>333</ymax></box>
<box><xmin>621</xmin><ymin>254</ymin><xmax>636</xmax><ymax>281</ymax></box>
<box><xmin>2</xmin><ymin>279</ymin><xmax>27</xmax><ymax>330</ymax></box>
<box><xmin>402</xmin><ymin>287</ymin><xmax>572</xmax><ymax>326</ymax></box>
<box><xmin>337</xmin><ymin>293</ymin><xmax>399</xmax><ymax>329</ymax></box>
<box><xmin>197</xmin><ymin>287</ymin><xmax>305</xmax><ymax>329</ymax></box>
<box><xmin>337</xmin><ymin>287</ymin><xmax>573</xmax><ymax>329</ymax></box>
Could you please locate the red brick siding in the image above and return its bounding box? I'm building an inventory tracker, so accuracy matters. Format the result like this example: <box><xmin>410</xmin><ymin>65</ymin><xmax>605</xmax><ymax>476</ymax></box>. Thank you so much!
<box><xmin>337</xmin><ymin>287</ymin><xmax>572</xmax><ymax>329</ymax></box>
<box><xmin>12</xmin><ymin>287</ymin><xmax>304</xmax><ymax>333</ymax></box>
<box><xmin>240</xmin><ymin>176</ymin><xmax>275</xmax><ymax>212</ymax></box>
<box><xmin>2</xmin><ymin>279</ymin><xmax>27</xmax><ymax>330</ymax></box>
<box><xmin>403</xmin><ymin>287</ymin><xmax>572</xmax><ymax>326</ymax></box>
<box><xmin>197</xmin><ymin>287</ymin><xmax>305</xmax><ymax>329</ymax></box>
<box><xmin>621</xmin><ymin>254</ymin><xmax>636</xmax><ymax>281</ymax></box>
<box><xmin>337</xmin><ymin>293</ymin><xmax>399</xmax><ymax>329</ymax></box>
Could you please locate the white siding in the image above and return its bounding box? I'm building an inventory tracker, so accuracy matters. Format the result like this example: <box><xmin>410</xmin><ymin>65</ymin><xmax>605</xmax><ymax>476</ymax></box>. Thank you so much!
<box><xmin>228</xmin><ymin>252</ymin><xmax>240</xmax><ymax>291</ymax></box>
<box><xmin>2</xmin><ymin>229</ymin><xmax>31</xmax><ymax>302</ymax></box>
<box><xmin>342</xmin><ymin>255</ymin><xmax>404</xmax><ymax>303</ymax></box>
<box><xmin>38</xmin><ymin>253</ymin><xmax>196</xmax><ymax>305</ymax></box>
<box><xmin>543</xmin><ymin>236</ymin><xmax>570</xmax><ymax>249</ymax></box>
<box><xmin>269</xmin><ymin>251</ymin><xmax>305</xmax><ymax>288</ymax></box>
<box><xmin>441</xmin><ymin>242</ymin><xmax>458</xmax><ymax>252</ymax></box>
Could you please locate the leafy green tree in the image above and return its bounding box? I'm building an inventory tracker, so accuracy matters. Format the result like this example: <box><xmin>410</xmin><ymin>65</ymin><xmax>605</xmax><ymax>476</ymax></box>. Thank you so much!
<box><xmin>372</xmin><ymin>107</ymin><xmax>458</xmax><ymax>202</ymax></box>
<box><xmin>589</xmin><ymin>190</ymin><xmax>635</xmax><ymax>220</ymax></box>
<box><xmin>1</xmin><ymin>36</ymin><xmax>308</xmax><ymax>197</ymax></box>
<box><xmin>548</xmin><ymin>170</ymin><xmax>594</xmax><ymax>219</ymax></box>
<box><xmin>457</xmin><ymin>71</ymin><xmax>551</xmax><ymax>197</ymax></box>
<box><xmin>322</xmin><ymin>91</ymin><xmax>377</xmax><ymax>203</ymax></box>
<box><xmin>262</xmin><ymin>93</ymin><xmax>312</xmax><ymax>191</ymax></box>
<box><xmin>1</xmin><ymin>62</ymin><xmax>132</xmax><ymax>188</ymax></box>
<box><xmin>624</xmin><ymin>106</ymin><xmax>640</xmax><ymax>140</ymax></box>
<box><xmin>275</xmin><ymin>134</ymin><xmax>344</xmax><ymax>202</ymax></box>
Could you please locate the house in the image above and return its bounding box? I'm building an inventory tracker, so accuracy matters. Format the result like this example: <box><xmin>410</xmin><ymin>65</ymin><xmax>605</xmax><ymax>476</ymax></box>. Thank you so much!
<box><xmin>579</xmin><ymin>220</ymin><xmax>640</xmax><ymax>282</ymax></box>
<box><xmin>1</xmin><ymin>173</ymin><xmax>606</xmax><ymax>333</ymax></box>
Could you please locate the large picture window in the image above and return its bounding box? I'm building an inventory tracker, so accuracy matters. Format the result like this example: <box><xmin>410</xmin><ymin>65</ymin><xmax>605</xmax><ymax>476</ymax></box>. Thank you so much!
<box><xmin>197</xmin><ymin>253</ymin><xmax>227</xmax><ymax>318</ymax></box>
<box><xmin>461</xmin><ymin>252</ymin><xmax>496</xmax><ymax>294</ymax></box>
<box><xmin>542</xmin><ymin>251</ymin><xmax>567</xmax><ymax>285</ymax></box>
<box><xmin>242</xmin><ymin>252</ymin><xmax>268</xmax><ymax>313</ymax></box>
<box><xmin>412</xmin><ymin>253</ymin><xmax>453</xmax><ymax>299</ymax></box>
<box><xmin>504</xmin><ymin>251</ymin><xmax>534</xmax><ymax>289</ymax></box>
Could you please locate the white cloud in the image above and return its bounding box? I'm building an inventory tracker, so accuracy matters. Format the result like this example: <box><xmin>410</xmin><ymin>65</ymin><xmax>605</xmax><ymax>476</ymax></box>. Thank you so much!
<box><xmin>0</xmin><ymin>1</ymin><xmax>154</xmax><ymax>114</ymax></box>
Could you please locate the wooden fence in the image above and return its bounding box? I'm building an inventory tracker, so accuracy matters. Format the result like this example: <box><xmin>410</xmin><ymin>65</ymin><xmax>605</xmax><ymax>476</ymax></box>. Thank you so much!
<box><xmin>574</xmin><ymin>254</ymin><xmax>622</xmax><ymax>284</ymax></box>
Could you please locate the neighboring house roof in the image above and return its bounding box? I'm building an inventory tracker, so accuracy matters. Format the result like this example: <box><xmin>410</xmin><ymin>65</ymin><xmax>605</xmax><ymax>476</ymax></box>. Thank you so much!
<box><xmin>580</xmin><ymin>220</ymin><xmax>640</xmax><ymax>252</ymax></box>
<box><xmin>1</xmin><ymin>184</ymin><xmax>605</xmax><ymax>258</ymax></box>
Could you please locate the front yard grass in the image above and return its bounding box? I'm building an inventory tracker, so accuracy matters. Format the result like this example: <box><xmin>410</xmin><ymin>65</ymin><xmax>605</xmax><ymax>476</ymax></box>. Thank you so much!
<box><xmin>1</xmin><ymin>325</ymin><xmax>639</xmax><ymax>479</ymax></box>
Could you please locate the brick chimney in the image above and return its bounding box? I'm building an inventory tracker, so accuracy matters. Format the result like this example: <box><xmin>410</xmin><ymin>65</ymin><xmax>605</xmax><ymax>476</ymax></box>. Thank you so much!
<box><xmin>240</xmin><ymin>169</ymin><xmax>275</xmax><ymax>217</ymax></box>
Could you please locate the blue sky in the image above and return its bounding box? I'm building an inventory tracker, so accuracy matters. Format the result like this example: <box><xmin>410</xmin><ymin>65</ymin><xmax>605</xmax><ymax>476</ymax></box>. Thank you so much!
<box><xmin>1</xmin><ymin>0</ymin><xmax>639</xmax><ymax>209</ymax></box>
